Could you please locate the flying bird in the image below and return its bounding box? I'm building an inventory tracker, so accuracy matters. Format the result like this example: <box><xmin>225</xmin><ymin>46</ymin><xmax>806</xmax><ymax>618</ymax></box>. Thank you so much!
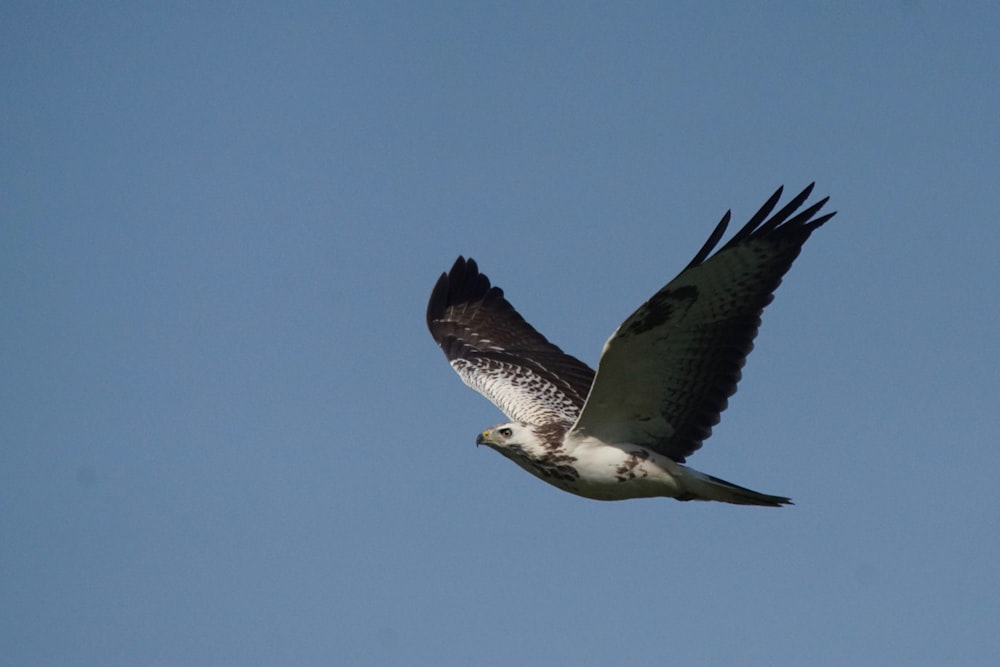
<box><xmin>426</xmin><ymin>184</ymin><xmax>835</xmax><ymax>506</ymax></box>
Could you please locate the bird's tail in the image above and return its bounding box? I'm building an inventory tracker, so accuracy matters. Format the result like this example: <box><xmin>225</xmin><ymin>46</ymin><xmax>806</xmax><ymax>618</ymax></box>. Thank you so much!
<box><xmin>680</xmin><ymin>467</ymin><xmax>792</xmax><ymax>507</ymax></box>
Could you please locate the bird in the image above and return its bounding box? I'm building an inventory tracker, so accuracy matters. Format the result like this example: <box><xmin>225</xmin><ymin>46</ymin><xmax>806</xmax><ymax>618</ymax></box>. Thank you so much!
<box><xmin>426</xmin><ymin>184</ymin><xmax>835</xmax><ymax>506</ymax></box>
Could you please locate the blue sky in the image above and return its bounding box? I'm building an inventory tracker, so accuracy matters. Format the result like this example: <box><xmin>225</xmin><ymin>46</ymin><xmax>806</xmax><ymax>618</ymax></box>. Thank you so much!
<box><xmin>3</xmin><ymin>2</ymin><xmax>999</xmax><ymax>665</ymax></box>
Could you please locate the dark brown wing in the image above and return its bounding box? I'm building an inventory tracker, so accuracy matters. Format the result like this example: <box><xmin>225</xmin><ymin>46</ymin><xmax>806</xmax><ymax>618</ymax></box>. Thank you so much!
<box><xmin>570</xmin><ymin>184</ymin><xmax>836</xmax><ymax>462</ymax></box>
<box><xmin>427</xmin><ymin>257</ymin><xmax>595</xmax><ymax>426</ymax></box>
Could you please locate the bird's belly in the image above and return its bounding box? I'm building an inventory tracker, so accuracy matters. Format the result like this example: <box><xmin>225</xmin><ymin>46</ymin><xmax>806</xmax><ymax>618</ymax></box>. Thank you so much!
<box><xmin>575</xmin><ymin>449</ymin><xmax>685</xmax><ymax>500</ymax></box>
<box><xmin>515</xmin><ymin>443</ymin><xmax>686</xmax><ymax>501</ymax></box>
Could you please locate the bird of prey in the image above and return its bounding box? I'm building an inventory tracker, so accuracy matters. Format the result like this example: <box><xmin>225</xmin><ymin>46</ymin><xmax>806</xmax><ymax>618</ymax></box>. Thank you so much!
<box><xmin>426</xmin><ymin>184</ymin><xmax>835</xmax><ymax>506</ymax></box>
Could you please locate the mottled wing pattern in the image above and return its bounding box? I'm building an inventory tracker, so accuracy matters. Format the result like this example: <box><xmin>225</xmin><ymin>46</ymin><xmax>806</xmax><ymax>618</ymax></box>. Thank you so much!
<box><xmin>427</xmin><ymin>257</ymin><xmax>595</xmax><ymax>426</ymax></box>
<box><xmin>570</xmin><ymin>184</ymin><xmax>836</xmax><ymax>462</ymax></box>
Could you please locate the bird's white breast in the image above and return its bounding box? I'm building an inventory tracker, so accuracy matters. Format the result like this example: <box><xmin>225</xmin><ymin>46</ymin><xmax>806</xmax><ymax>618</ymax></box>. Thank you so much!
<box><xmin>562</xmin><ymin>433</ymin><xmax>687</xmax><ymax>500</ymax></box>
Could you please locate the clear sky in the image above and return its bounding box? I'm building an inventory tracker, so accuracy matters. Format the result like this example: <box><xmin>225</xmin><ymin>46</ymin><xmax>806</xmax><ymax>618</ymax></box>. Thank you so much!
<box><xmin>3</xmin><ymin>3</ymin><xmax>999</xmax><ymax>665</ymax></box>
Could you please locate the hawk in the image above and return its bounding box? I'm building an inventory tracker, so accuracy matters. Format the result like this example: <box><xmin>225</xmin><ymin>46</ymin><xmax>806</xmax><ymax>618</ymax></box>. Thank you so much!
<box><xmin>427</xmin><ymin>184</ymin><xmax>835</xmax><ymax>506</ymax></box>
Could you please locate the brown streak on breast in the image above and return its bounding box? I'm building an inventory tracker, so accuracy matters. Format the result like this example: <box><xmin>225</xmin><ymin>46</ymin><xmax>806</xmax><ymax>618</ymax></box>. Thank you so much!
<box><xmin>615</xmin><ymin>449</ymin><xmax>650</xmax><ymax>483</ymax></box>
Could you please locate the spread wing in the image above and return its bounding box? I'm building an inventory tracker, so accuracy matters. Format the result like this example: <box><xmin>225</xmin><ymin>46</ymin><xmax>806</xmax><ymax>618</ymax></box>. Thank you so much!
<box><xmin>570</xmin><ymin>183</ymin><xmax>836</xmax><ymax>462</ymax></box>
<box><xmin>426</xmin><ymin>256</ymin><xmax>595</xmax><ymax>427</ymax></box>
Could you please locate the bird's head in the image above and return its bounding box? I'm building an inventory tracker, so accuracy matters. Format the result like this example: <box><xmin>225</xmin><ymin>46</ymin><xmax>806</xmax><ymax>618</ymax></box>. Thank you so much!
<box><xmin>475</xmin><ymin>422</ymin><xmax>535</xmax><ymax>453</ymax></box>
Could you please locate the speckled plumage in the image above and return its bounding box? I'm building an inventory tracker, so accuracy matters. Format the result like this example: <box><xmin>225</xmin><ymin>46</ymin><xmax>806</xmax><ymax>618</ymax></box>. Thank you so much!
<box><xmin>427</xmin><ymin>184</ymin><xmax>835</xmax><ymax>506</ymax></box>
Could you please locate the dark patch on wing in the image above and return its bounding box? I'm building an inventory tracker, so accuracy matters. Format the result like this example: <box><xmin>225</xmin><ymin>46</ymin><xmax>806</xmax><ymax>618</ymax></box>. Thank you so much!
<box><xmin>626</xmin><ymin>285</ymin><xmax>699</xmax><ymax>336</ymax></box>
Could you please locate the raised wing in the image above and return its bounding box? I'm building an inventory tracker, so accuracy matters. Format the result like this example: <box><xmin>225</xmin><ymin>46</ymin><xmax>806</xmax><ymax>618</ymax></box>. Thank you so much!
<box><xmin>570</xmin><ymin>184</ymin><xmax>836</xmax><ymax>462</ymax></box>
<box><xmin>427</xmin><ymin>256</ymin><xmax>595</xmax><ymax>426</ymax></box>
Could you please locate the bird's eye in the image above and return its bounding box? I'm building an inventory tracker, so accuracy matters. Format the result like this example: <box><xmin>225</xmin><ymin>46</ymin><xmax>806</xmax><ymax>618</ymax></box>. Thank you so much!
<box><xmin>499</xmin><ymin>427</ymin><xmax>512</xmax><ymax>438</ymax></box>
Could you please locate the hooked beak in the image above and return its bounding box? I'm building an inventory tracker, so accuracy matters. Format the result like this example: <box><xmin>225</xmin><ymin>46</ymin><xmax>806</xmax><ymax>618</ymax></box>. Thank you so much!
<box><xmin>476</xmin><ymin>430</ymin><xmax>493</xmax><ymax>447</ymax></box>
